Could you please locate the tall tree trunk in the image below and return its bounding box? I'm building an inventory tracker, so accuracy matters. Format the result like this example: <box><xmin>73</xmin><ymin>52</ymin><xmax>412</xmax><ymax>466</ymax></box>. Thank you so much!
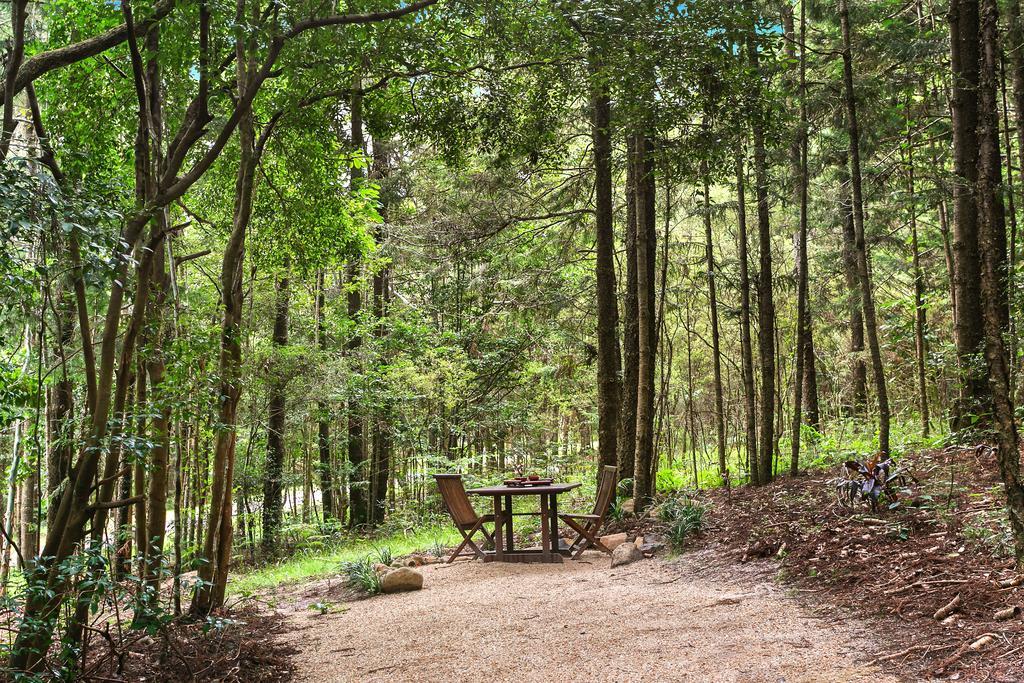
<box><xmin>701</xmin><ymin>165</ymin><xmax>726</xmax><ymax>478</ymax></box>
<box><xmin>633</xmin><ymin>135</ymin><xmax>657</xmax><ymax>510</ymax></box>
<box><xmin>748</xmin><ymin>26</ymin><xmax>777</xmax><ymax>485</ymax></box>
<box><xmin>838</xmin><ymin>148</ymin><xmax>867</xmax><ymax>415</ymax></box>
<box><xmin>735</xmin><ymin>147</ymin><xmax>758</xmax><ymax>485</ymax></box>
<box><xmin>315</xmin><ymin>270</ymin><xmax>334</xmax><ymax>523</ymax></box>
<box><xmin>172</xmin><ymin>416</ymin><xmax>184</xmax><ymax>615</ymax></box>
<box><xmin>949</xmin><ymin>0</ymin><xmax>991</xmax><ymax>429</ymax></box>
<box><xmin>19</xmin><ymin>445</ymin><xmax>38</xmax><ymax>563</ymax></box>
<box><xmin>347</xmin><ymin>82</ymin><xmax>368</xmax><ymax>528</ymax></box>
<box><xmin>47</xmin><ymin>287</ymin><xmax>75</xmax><ymax>531</ymax></box>
<box><xmin>370</xmin><ymin>136</ymin><xmax>392</xmax><ymax>526</ymax></box>
<box><xmin>907</xmin><ymin>108</ymin><xmax>931</xmax><ymax>438</ymax></box>
<box><xmin>840</xmin><ymin>0</ymin><xmax>891</xmax><ymax>455</ymax></box>
<box><xmin>589</xmin><ymin>54</ymin><xmax>622</xmax><ymax>485</ymax></box>
<box><xmin>144</xmin><ymin>235</ymin><xmax>172</xmax><ymax>590</ymax></box>
<box><xmin>790</xmin><ymin>0</ymin><xmax>809</xmax><ymax>476</ymax></box>
<box><xmin>618</xmin><ymin>135</ymin><xmax>639</xmax><ymax>490</ymax></box>
<box><xmin>1008</xmin><ymin>0</ymin><xmax>1024</xmax><ymax>393</ymax></box>
<box><xmin>262</xmin><ymin>267</ymin><xmax>289</xmax><ymax>553</ymax></box>
<box><xmin>191</xmin><ymin>21</ymin><xmax>260</xmax><ymax>613</ymax></box>
<box><xmin>139</xmin><ymin>20</ymin><xmax>169</xmax><ymax>593</ymax></box>
<box><xmin>133</xmin><ymin>363</ymin><xmax>148</xmax><ymax>578</ymax></box>
<box><xmin>803</xmin><ymin>332</ymin><xmax>821</xmax><ymax>431</ymax></box>
<box><xmin>1000</xmin><ymin>51</ymin><xmax>1020</xmax><ymax>396</ymax></box>
<box><xmin>0</xmin><ymin>0</ymin><xmax>28</xmax><ymax>159</ymax></box>
<box><xmin>977</xmin><ymin>0</ymin><xmax>1024</xmax><ymax>566</ymax></box>
<box><xmin>654</xmin><ymin>177</ymin><xmax>672</xmax><ymax>469</ymax></box>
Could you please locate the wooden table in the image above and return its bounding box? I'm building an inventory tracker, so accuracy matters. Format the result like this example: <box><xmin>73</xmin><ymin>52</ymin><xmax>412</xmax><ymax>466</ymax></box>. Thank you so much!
<box><xmin>466</xmin><ymin>482</ymin><xmax>581</xmax><ymax>563</ymax></box>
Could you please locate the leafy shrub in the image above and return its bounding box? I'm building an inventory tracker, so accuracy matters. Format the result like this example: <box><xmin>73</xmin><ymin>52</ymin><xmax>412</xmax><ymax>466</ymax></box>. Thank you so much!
<box><xmin>657</xmin><ymin>495</ymin><xmax>708</xmax><ymax>550</ymax></box>
<box><xmin>655</xmin><ymin>468</ymin><xmax>687</xmax><ymax>493</ymax></box>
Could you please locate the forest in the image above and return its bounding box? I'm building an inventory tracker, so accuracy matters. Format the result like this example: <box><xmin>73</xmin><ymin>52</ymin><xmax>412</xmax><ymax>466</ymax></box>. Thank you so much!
<box><xmin>2</xmin><ymin>0</ymin><xmax>1024</xmax><ymax>680</ymax></box>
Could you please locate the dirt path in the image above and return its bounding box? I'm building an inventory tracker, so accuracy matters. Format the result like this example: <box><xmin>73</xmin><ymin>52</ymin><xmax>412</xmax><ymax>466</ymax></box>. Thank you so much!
<box><xmin>272</xmin><ymin>553</ymin><xmax>896</xmax><ymax>682</ymax></box>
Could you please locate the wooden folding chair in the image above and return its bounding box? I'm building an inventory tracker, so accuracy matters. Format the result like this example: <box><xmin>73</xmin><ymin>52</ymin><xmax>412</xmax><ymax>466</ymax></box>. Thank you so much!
<box><xmin>434</xmin><ymin>474</ymin><xmax>495</xmax><ymax>563</ymax></box>
<box><xmin>559</xmin><ymin>465</ymin><xmax>618</xmax><ymax>560</ymax></box>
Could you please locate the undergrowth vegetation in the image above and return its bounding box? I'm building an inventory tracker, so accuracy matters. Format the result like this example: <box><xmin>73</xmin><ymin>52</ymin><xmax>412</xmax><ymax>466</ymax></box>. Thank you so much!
<box><xmin>656</xmin><ymin>495</ymin><xmax>708</xmax><ymax>550</ymax></box>
<box><xmin>230</xmin><ymin>526</ymin><xmax>460</xmax><ymax>596</ymax></box>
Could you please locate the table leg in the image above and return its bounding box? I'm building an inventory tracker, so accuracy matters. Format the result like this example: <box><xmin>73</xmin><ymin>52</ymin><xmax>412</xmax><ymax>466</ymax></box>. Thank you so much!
<box><xmin>550</xmin><ymin>493</ymin><xmax>560</xmax><ymax>553</ymax></box>
<box><xmin>504</xmin><ymin>494</ymin><xmax>514</xmax><ymax>553</ymax></box>
<box><xmin>493</xmin><ymin>496</ymin><xmax>503</xmax><ymax>562</ymax></box>
<box><xmin>540</xmin><ymin>493</ymin><xmax>551</xmax><ymax>561</ymax></box>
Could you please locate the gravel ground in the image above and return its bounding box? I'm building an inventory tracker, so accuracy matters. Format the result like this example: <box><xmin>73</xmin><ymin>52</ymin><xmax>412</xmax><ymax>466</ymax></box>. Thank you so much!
<box><xmin>276</xmin><ymin>552</ymin><xmax>897</xmax><ymax>682</ymax></box>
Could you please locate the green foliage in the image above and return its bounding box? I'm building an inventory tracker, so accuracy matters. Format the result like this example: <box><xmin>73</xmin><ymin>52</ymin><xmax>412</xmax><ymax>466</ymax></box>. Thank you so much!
<box><xmin>373</xmin><ymin>546</ymin><xmax>394</xmax><ymax>567</ymax></box>
<box><xmin>341</xmin><ymin>556</ymin><xmax>383</xmax><ymax>595</ymax></box>
<box><xmin>3</xmin><ymin>0</ymin><xmax>1021</xmax><ymax>663</ymax></box>
<box><xmin>0</xmin><ymin>543</ymin><xmax>176</xmax><ymax>679</ymax></box>
<box><xmin>657</xmin><ymin>495</ymin><xmax>708</xmax><ymax>551</ymax></box>
<box><xmin>341</xmin><ymin>557</ymin><xmax>383</xmax><ymax>594</ymax></box>
<box><xmin>0</xmin><ymin>359</ymin><xmax>36</xmax><ymax>426</ymax></box>
<box><xmin>229</xmin><ymin>527</ymin><xmax>460</xmax><ymax>595</ymax></box>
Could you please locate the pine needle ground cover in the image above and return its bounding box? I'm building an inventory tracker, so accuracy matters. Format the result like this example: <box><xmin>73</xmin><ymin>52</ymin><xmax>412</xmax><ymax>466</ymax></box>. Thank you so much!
<box><xmin>683</xmin><ymin>446</ymin><xmax>1024</xmax><ymax>681</ymax></box>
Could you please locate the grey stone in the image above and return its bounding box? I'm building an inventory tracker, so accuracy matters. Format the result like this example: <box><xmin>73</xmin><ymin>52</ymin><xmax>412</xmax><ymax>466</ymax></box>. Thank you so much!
<box><xmin>610</xmin><ymin>542</ymin><xmax>643</xmax><ymax>568</ymax></box>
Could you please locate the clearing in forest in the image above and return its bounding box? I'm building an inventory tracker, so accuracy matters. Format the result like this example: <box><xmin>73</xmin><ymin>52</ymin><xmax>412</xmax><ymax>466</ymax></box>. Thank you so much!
<box><xmin>269</xmin><ymin>554</ymin><xmax>893</xmax><ymax>682</ymax></box>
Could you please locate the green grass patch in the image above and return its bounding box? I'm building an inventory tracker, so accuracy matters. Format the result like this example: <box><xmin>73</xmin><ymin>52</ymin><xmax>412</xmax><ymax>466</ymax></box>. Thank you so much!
<box><xmin>654</xmin><ymin>419</ymin><xmax>947</xmax><ymax>495</ymax></box>
<box><xmin>229</xmin><ymin>525</ymin><xmax>461</xmax><ymax>596</ymax></box>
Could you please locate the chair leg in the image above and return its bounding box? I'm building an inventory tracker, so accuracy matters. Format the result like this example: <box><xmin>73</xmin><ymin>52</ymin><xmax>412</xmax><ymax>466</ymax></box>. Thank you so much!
<box><xmin>587</xmin><ymin>537</ymin><xmax>612</xmax><ymax>557</ymax></box>
<box><xmin>561</xmin><ymin>517</ymin><xmax>595</xmax><ymax>558</ymax></box>
<box><xmin>560</xmin><ymin>517</ymin><xmax>611</xmax><ymax>559</ymax></box>
<box><xmin>448</xmin><ymin>536</ymin><xmax>475</xmax><ymax>565</ymax></box>
<box><xmin>448</xmin><ymin>519</ymin><xmax>487</xmax><ymax>563</ymax></box>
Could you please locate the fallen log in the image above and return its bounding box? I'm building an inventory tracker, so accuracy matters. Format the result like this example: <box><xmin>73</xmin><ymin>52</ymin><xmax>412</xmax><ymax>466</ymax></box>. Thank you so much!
<box><xmin>933</xmin><ymin>594</ymin><xmax>962</xmax><ymax>621</ymax></box>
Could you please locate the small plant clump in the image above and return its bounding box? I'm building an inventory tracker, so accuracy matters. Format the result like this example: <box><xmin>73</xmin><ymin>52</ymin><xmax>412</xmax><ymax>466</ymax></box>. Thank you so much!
<box><xmin>341</xmin><ymin>556</ymin><xmax>383</xmax><ymax>595</ymax></box>
<box><xmin>340</xmin><ymin>546</ymin><xmax>396</xmax><ymax>595</ymax></box>
<box><xmin>429</xmin><ymin>539</ymin><xmax>447</xmax><ymax>559</ymax></box>
<box><xmin>657</xmin><ymin>495</ymin><xmax>708</xmax><ymax>550</ymax></box>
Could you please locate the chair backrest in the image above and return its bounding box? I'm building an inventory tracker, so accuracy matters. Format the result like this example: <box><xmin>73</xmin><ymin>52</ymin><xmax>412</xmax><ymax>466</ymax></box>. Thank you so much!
<box><xmin>434</xmin><ymin>474</ymin><xmax>479</xmax><ymax>528</ymax></box>
<box><xmin>592</xmin><ymin>465</ymin><xmax>619</xmax><ymax>519</ymax></box>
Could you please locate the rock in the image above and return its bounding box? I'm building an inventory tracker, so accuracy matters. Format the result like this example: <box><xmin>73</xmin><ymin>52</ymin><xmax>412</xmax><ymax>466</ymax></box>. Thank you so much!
<box><xmin>600</xmin><ymin>533</ymin><xmax>629</xmax><ymax>551</ymax></box>
<box><xmin>621</xmin><ymin>498</ymin><xmax>635</xmax><ymax>514</ymax></box>
<box><xmin>380</xmin><ymin>567</ymin><xmax>424</xmax><ymax>593</ymax></box>
<box><xmin>634</xmin><ymin>536</ymin><xmax>644</xmax><ymax>548</ymax></box>
<box><xmin>373</xmin><ymin>563</ymin><xmax>391</xmax><ymax>575</ymax></box>
<box><xmin>610</xmin><ymin>543</ymin><xmax>643</xmax><ymax>568</ymax></box>
<box><xmin>639</xmin><ymin>541</ymin><xmax>665</xmax><ymax>555</ymax></box>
